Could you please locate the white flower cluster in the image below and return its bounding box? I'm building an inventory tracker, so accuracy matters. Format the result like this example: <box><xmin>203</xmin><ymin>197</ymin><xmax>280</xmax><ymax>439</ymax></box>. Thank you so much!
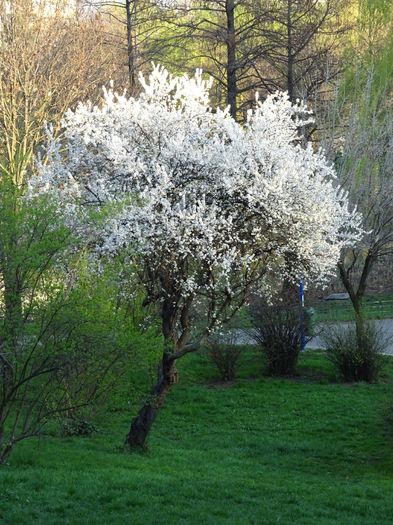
<box><xmin>31</xmin><ymin>64</ymin><xmax>363</xmax><ymax>304</ymax></box>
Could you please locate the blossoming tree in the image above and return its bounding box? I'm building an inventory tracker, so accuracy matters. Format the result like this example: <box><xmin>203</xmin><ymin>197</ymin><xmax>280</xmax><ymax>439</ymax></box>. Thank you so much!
<box><xmin>31</xmin><ymin>65</ymin><xmax>363</xmax><ymax>448</ymax></box>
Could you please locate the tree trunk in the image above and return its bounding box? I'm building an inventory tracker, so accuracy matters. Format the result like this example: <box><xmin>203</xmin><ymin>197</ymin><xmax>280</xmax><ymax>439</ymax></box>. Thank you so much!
<box><xmin>287</xmin><ymin>0</ymin><xmax>294</xmax><ymax>101</ymax></box>
<box><xmin>126</xmin><ymin>0</ymin><xmax>136</xmax><ymax>90</ymax></box>
<box><xmin>125</xmin><ymin>352</ymin><xmax>177</xmax><ymax>449</ymax></box>
<box><xmin>353</xmin><ymin>300</ymin><xmax>366</xmax><ymax>355</ymax></box>
<box><xmin>225</xmin><ymin>0</ymin><xmax>237</xmax><ymax>119</ymax></box>
<box><xmin>0</xmin><ymin>425</ymin><xmax>13</xmax><ymax>466</ymax></box>
<box><xmin>3</xmin><ymin>266</ymin><xmax>22</xmax><ymax>349</ymax></box>
<box><xmin>338</xmin><ymin>253</ymin><xmax>375</xmax><ymax>355</ymax></box>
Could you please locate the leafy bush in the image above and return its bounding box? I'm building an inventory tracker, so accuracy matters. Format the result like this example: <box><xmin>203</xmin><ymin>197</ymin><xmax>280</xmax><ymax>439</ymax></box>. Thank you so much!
<box><xmin>0</xmin><ymin>224</ymin><xmax>160</xmax><ymax>464</ymax></box>
<box><xmin>322</xmin><ymin>322</ymin><xmax>387</xmax><ymax>382</ymax></box>
<box><xmin>251</xmin><ymin>305</ymin><xmax>302</xmax><ymax>376</ymax></box>
<box><xmin>47</xmin><ymin>258</ymin><xmax>162</xmax><ymax>421</ymax></box>
<box><xmin>59</xmin><ymin>418</ymin><xmax>98</xmax><ymax>437</ymax></box>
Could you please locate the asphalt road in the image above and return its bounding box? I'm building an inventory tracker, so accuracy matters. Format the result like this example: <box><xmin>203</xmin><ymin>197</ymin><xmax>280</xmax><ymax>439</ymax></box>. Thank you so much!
<box><xmin>306</xmin><ymin>319</ymin><xmax>393</xmax><ymax>355</ymax></box>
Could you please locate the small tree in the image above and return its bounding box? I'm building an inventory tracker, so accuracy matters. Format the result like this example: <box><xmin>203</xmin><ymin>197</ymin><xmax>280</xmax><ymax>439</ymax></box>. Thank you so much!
<box><xmin>31</xmin><ymin>65</ymin><xmax>362</xmax><ymax>449</ymax></box>
<box><xmin>0</xmin><ymin>186</ymin><xmax>77</xmax><ymax>463</ymax></box>
<box><xmin>322</xmin><ymin>64</ymin><xmax>393</xmax><ymax>357</ymax></box>
<box><xmin>0</xmin><ymin>183</ymin><xmax>136</xmax><ymax>464</ymax></box>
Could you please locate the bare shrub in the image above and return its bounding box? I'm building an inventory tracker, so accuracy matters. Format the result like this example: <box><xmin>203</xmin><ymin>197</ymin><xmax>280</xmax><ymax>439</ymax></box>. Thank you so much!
<box><xmin>322</xmin><ymin>322</ymin><xmax>387</xmax><ymax>382</ymax></box>
<box><xmin>251</xmin><ymin>305</ymin><xmax>302</xmax><ymax>376</ymax></box>
<box><xmin>206</xmin><ymin>342</ymin><xmax>243</xmax><ymax>382</ymax></box>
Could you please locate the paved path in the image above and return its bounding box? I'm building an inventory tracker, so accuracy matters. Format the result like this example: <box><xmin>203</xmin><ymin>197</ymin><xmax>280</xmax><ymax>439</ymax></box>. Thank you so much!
<box><xmin>306</xmin><ymin>319</ymin><xmax>393</xmax><ymax>355</ymax></box>
<box><xmin>233</xmin><ymin>318</ymin><xmax>393</xmax><ymax>355</ymax></box>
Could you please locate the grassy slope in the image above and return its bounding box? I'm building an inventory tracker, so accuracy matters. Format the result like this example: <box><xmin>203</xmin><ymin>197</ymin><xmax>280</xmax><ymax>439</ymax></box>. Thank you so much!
<box><xmin>1</xmin><ymin>351</ymin><xmax>393</xmax><ymax>525</ymax></box>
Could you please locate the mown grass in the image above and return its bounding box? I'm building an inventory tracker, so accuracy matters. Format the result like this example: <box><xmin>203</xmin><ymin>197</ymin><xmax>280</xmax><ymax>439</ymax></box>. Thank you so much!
<box><xmin>1</xmin><ymin>350</ymin><xmax>393</xmax><ymax>524</ymax></box>
<box><xmin>313</xmin><ymin>294</ymin><xmax>393</xmax><ymax>323</ymax></box>
<box><xmin>230</xmin><ymin>294</ymin><xmax>393</xmax><ymax>328</ymax></box>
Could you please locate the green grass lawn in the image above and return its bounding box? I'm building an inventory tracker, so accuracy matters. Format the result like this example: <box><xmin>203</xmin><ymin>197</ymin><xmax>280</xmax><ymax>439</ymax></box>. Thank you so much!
<box><xmin>1</xmin><ymin>350</ymin><xmax>393</xmax><ymax>524</ymax></box>
<box><xmin>313</xmin><ymin>294</ymin><xmax>393</xmax><ymax>323</ymax></box>
<box><xmin>230</xmin><ymin>294</ymin><xmax>393</xmax><ymax>328</ymax></box>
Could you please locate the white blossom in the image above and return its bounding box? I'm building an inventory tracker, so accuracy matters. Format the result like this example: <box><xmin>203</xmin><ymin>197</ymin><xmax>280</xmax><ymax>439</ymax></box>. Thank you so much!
<box><xmin>30</xmin><ymin>64</ymin><xmax>363</xmax><ymax>331</ymax></box>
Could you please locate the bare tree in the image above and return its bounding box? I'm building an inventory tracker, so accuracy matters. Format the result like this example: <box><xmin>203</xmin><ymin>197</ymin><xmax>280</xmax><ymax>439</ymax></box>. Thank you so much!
<box><xmin>87</xmin><ymin>0</ymin><xmax>167</xmax><ymax>91</ymax></box>
<box><xmin>0</xmin><ymin>0</ymin><xmax>125</xmax><ymax>463</ymax></box>
<box><xmin>144</xmin><ymin>0</ymin><xmax>274</xmax><ymax>120</ymax></box>
<box><xmin>144</xmin><ymin>0</ymin><xmax>350</xmax><ymax>121</ymax></box>
<box><xmin>86</xmin><ymin>0</ymin><xmax>350</xmax><ymax>119</ymax></box>
<box><xmin>259</xmin><ymin>0</ymin><xmax>350</xmax><ymax>102</ymax></box>
<box><xmin>0</xmin><ymin>0</ymin><xmax>119</xmax><ymax>186</ymax></box>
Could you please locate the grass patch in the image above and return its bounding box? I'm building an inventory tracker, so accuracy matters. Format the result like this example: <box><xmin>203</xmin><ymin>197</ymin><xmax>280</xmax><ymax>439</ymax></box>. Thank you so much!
<box><xmin>1</xmin><ymin>350</ymin><xmax>393</xmax><ymax>524</ymax></box>
<box><xmin>313</xmin><ymin>294</ymin><xmax>393</xmax><ymax>323</ymax></box>
<box><xmin>228</xmin><ymin>294</ymin><xmax>393</xmax><ymax>328</ymax></box>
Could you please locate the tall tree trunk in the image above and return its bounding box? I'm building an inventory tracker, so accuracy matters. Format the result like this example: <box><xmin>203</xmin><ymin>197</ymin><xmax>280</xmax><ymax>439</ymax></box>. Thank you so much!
<box><xmin>225</xmin><ymin>0</ymin><xmax>237</xmax><ymax>119</ymax></box>
<box><xmin>286</xmin><ymin>0</ymin><xmax>294</xmax><ymax>101</ymax></box>
<box><xmin>126</xmin><ymin>0</ymin><xmax>136</xmax><ymax>90</ymax></box>
<box><xmin>125</xmin><ymin>352</ymin><xmax>176</xmax><ymax>449</ymax></box>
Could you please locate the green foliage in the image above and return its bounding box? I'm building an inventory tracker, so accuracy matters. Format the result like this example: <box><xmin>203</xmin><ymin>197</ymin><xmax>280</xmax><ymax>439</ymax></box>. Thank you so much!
<box><xmin>59</xmin><ymin>418</ymin><xmax>98</xmax><ymax>438</ymax></box>
<box><xmin>338</xmin><ymin>0</ymin><xmax>393</xmax><ymax>119</ymax></box>
<box><xmin>47</xmin><ymin>258</ymin><xmax>161</xmax><ymax>421</ymax></box>
<box><xmin>358</xmin><ymin>0</ymin><xmax>392</xmax><ymax>27</ymax></box>
<box><xmin>0</xmin><ymin>173</ymin><xmax>162</xmax><ymax>462</ymax></box>
<box><xmin>0</xmin><ymin>176</ymin><xmax>79</xmax><ymax>462</ymax></box>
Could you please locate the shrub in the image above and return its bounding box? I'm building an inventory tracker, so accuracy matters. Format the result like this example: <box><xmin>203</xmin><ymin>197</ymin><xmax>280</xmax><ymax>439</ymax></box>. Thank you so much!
<box><xmin>206</xmin><ymin>335</ymin><xmax>243</xmax><ymax>381</ymax></box>
<box><xmin>251</xmin><ymin>305</ymin><xmax>302</xmax><ymax>376</ymax></box>
<box><xmin>59</xmin><ymin>418</ymin><xmax>98</xmax><ymax>437</ymax></box>
<box><xmin>322</xmin><ymin>322</ymin><xmax>387</xmax><ymax>382</ymax></box>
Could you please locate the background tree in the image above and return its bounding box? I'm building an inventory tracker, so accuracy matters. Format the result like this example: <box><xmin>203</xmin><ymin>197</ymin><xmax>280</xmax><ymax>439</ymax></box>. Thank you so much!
<box><xmin>321</xmin><ymin>0</ymin><xmax>393</xmax><ymax>352</ymax></box>
<box><xmin>0</xmin><ymin>0</ymin><xmax>119</xmax><ymax>336</ymax></box>
<box><xmin>87</xmin><ymin>0</ymin><xmax>168</xmax><ymax>91</ymax></box>
<box><xmin>336</xmin><ymin>102</ymin><xmax>393</xmax><ymax>353</ymax></box>
<box><xmin>145</xmin><ymin>0</ymin><xmax>351</xmax><ymax>121</ymax></box>
<box><xmin>0</xmin><ymin>0</ymin><xmax>117</xmax><ymax>183</ymax></box>
<box><xmin>150</xmin><ymin>0</ymin><xmax>273</xmax><ymax>119</ymax></box>
<box><xmin>258</xmin><ymin>0</ymin><xmax>350</xmax><ymax>102</ymax></box>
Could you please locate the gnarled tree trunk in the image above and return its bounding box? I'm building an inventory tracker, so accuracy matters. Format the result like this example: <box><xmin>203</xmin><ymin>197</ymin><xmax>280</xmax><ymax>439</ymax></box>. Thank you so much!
<box><xmin>125</xmin><ymin>352</ymin><xmax>177</xmax><ymax>449</ymax></box>
<box><xmin>125</xmin><ymin>293</ymin><xmax>195</xmax><ymax>450</ymax></box>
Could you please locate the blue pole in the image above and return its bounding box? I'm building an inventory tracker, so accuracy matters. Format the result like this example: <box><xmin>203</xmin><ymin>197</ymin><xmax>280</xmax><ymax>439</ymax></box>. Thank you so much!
<box><xmin>300</xmin><ymin>279</ymin><xmax>306</xmax><ymax>351</ymax></box>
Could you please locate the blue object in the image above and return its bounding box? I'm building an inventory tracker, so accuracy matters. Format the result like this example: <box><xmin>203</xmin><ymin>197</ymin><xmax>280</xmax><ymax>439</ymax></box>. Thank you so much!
<box><xmin>299</xmin><ymin>280</ymin><xmax>306</xmax><ymax>350</ymax></box>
